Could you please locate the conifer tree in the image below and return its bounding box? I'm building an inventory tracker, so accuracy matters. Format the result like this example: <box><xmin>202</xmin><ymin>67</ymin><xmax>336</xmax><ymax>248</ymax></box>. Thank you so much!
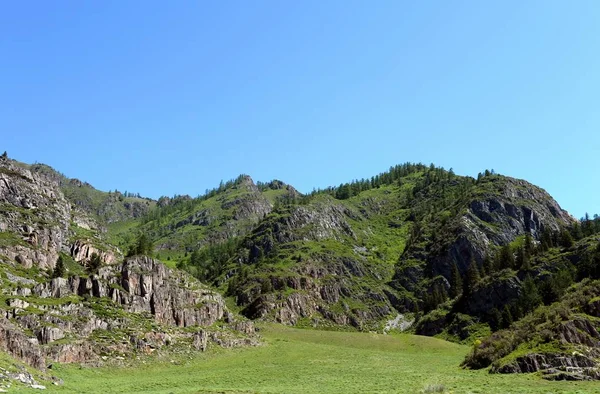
<box><xmin>482</xmin><ymin>254</ymin><xmax>493</xmax><ymax>276</ymax></box>
<box><xmin>518</xmin><ymin>276</ymin><xmax>541</xmax><ymax>314</ymax></box>
<box><xmin>462</xmin><ymin>259</ymin><xmax>480</xmax><ymax>297</ymax></box>
<box><xmin>52</xmin><ymin>255</ymin><xmax>65</xmax><ymax>278</ymax></box>
<box><xmin>501</xmin><ymin>305</ymin><xmax>513</xmax><ymax>328</ymax></box>
<box><xmin>559</xmin><ymin>229</ymin><xmax>574</xmax><ymax>248</ymax></box>
<box><xmin>497</xmin><ymin>244</ymin><xmax>514</xmax><ymax>270</ymax></box>
<box><xmin>489</xmin><ymin>307</ymin><xmax>502</xmax><ymax>331</ymax></box>
<box><xmin>450</xmin><ymin>262</ymin><xmax>462</xmax><ymax>298</ymax></box>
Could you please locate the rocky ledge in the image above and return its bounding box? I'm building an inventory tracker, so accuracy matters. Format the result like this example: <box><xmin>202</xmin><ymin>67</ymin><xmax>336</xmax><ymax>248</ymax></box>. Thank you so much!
<box><xmin>0</xmin><ymin>256</ymin><xmax>258</xmax><ymax>370</ymax></box>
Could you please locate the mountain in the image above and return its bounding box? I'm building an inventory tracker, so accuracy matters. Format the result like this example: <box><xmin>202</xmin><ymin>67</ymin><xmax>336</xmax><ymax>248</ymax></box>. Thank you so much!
<box><xmin>0</xmin><ymin>156</ymin><xmax>256</xmax><ymax>378</ymax></box>
<box><xmin>1</xmin><ymin>154</ymin><xmax>600</xmax><ymax>381</ymax></box>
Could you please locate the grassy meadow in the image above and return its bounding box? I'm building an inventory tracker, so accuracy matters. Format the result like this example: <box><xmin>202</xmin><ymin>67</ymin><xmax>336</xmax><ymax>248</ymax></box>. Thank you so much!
<box><xmin>15</xmin><ymin>325</ymin><xmax>599</xmax><ymax>394</ymax></box>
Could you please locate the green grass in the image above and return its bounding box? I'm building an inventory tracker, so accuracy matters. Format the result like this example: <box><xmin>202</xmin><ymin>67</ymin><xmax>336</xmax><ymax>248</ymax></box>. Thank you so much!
<box><xmin>0</xmin><ymin>230</ymin><xmax>27</xmax><ymax>248</ymax></box>
<box><xmin>18</xmin><ymin>325</ymin><xmax>599</xmax><ymax>393</ymax></box>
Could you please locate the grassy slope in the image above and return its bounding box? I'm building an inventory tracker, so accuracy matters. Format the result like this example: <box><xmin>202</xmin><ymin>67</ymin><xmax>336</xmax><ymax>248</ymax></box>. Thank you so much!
<box><xmin>120</xmin><ymin>182</ymin><xmax>287</xmax><ymax>258</ymax></box>
<box><xmin>26</xmin><ymin>325</ymin><xmax>597</xmax><ymax>394</ymax></box>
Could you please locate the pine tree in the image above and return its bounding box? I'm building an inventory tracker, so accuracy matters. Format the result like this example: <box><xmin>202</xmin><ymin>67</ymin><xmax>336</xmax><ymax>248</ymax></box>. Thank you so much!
<box><xmin>482</xmin><ymin>254</ymin><xmax>493</xmax><ymax>276</ymax></box>
<box><xmin>497</xmin><ymin>244</ymin><xmax>515</xmax><ymax>270</ymax></box>
<box><xmin>127</xmin><ymin>233</ymin><xmax>153</xmax><ymax>257</ymax></box>
<box><xmin>571</xmin><ymin>221</ymin><xmax>584</xmax><ymax>240</ymax></box>
<box><xmin>462</xmin><ymin>259</ymin><xmax>480</xmax><ymax>297</ymax></box>
<box><xmin>540</xmin><ymin>228</ymin><xmax>552</xmax><ymax>251</ymax></box>
<box><xmin>489</xmin><ymin>307</ymin><xmax>502</xmax><ymax>331</ymax></box>
<box><xmin>559</xmin><ymin>229</ymin><xmax>574</xmax><ymax>248</ymax></box>
<box><xmin>515</xmin><ymin>247</ymin><xmax>525</xmax><ymax>270</ymax></box>
<box><xmin>501</xmin><ymin>305</ymin><xmax>513</xmax><ymax>329</ymax></box>
<box><xmin>524</xmin><ymin>234</ymin><xmax>534</xmax><ymax>254</ymax></box>
<box><xmin>518</xmin><ymin>276</ymin><xmax>541</xmax><ymax>314</ymax></box>
<box><xmin>52</xmin><ymin>255</ymin><xmax>65</xmax><ymax>278</ymax></box>
<box><xmin>450</xmin><ymin>263</ymin><xmax>462</xmax><ymax>298</ymax></box>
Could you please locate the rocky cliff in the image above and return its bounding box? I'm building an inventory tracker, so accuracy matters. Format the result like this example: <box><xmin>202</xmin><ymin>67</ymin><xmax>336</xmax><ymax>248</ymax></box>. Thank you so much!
<box><xmin>464</xmin><ymin>279</ymin><xmax>600</xmax><ymax>381</ymax></box>
<box><xmin>230</xmin><ymin>195</ymin><xmax>398</xmax><ymax>328</ymax></box>
<box><xmin>1</xmin><ymin>158</ymin><xmax>78</xmax><ymax>271</ymax></box>
<box><xmin>396</xmin><ymin>175</ymin><xmax>574</xmax><ymax>288</ymax></box>
<box><xmin>0</xmin><ymin>255</ymin><xmax>256</xmax><ymax>369</ymax></box>
<box><xmin>219</xmin><ymin>172</ymin><xmax>576</xmax><ymax>330</ymax></box>
<box><xmin>0</xmin><ymin>157</ymin><xmax>256</xmax><ymax>370</ymax></box>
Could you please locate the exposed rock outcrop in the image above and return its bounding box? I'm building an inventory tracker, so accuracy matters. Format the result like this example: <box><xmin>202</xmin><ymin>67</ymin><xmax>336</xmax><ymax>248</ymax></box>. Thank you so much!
<box><xmin>432</xmin><ymin>177</ymin><xmax>574</xmax><ymax>277</ymax></box>
<box><xmin>70</xmin><ymin>240</ymin><xmax>116</xmax><ymax>265</ymax></box>
<box><xmin>0</xmin><ymin>161</ymin><xmax>73</xmax><ymax>270</ymax></box>
<box><xmin>465</xmin><ymin>280</ymin><xmax>600</xmax><ymax>380</ymax></box>
<box><xmin>1</xmin><ymin>253</ymin><xmax>256</xmax><ymax>369</ymax></box>
<box><xmin>0</xmin><ymin>317</ymin><xmax>46</xmax><ymax>370</ymax></box>
<box><xmin>494</xmin><ymin>353</ymin><xmax>600</xmax><ymax>381</ymax></box>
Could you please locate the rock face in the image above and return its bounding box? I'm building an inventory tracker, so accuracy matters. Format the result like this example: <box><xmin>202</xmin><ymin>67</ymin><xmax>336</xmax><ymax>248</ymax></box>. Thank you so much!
<box><xmin>464</xmin><ymin>275</ymin><xmax>522</xmax><ymax>317</ymax></box>
<box><xmin>0</xmin><ymin>158</ymin><xmax>256</xmax><ymax>370</ymax></box>
<box><xmin>0</xmin><ymin>256</ymin><xmax>256</xmax><ymax>369</ymax></box>
<box><xmin>0</xmin><ymin>317</ymin><xmax>46</xmax><ymax>370</ymax></box>
<box><xmin>3</xmin><ymin>156</ymin><xmax>592</xmax><ymax>377</ymax></box>
<box><xmin>229</xmin><ymin>197</ymin><xmax>397</xmax><ymax>328</ymax></box>
<box><xmin>118</xmin><ymin>256</ymin><xmax>226</xmax><ymax>327</ymax></box>
<box><xmin>0</xmin><ymin>160</ymin><xmax>73</xmax><ymax>271</ymax></box>
<box><xmin>494</xmin><ymin>352</ymin><xmax>600</xmax><ymax>381</ymax></box>
<box><xmin>396</xmin><ymin>176</ymin><xmax>575</xmax><ymax>292</ymax></box>
<box><xmin>0</xmin><ymin>159</ymin><xmax>121</xmax><ymax>271</ymax></box>
<box><xmin>231</xmin><ymin>175</ymin><xmax>576</xmax><ymax>329</ymax></box>
<box><xmin>465</xmin><ymin>280</ymin><xmax>600</xmax><ymax>380</ymax></box>
<box><xmin>70</xmin><ymin>240</ymin><xmax>116</xmax><ymax>265</ymax></box>
<box><xmin>436</xmin><ymin>177</ymin><xmax>573</xmax><ymax>276</ymax></box>
<box><xmin>28</xmin><ymin>256</ymin><xmax>227</xmax><ymax>328</ymax></box>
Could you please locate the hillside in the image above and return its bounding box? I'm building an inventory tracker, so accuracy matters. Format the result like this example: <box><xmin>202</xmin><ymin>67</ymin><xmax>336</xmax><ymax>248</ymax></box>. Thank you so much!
<box><xmin>2</xmin><ymin>154</ymin><xmax>600</xmax><ymax>383</ymax></box>
<box><xmin>120</xmin><ymin>165</ymin><xmax>574</xmax><ymax>331</ymax></box>
<box><xmin>0</xmin><ymin>156</ymin><xmax>256</xmax><ymax>388</ymax></box>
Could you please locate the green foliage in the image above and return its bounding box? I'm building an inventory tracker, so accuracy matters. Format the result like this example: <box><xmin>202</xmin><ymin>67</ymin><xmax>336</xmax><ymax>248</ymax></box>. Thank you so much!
<box><xmin>183</xmin><ymin>237</ymin><xmax>241</xmax><ymax>282</ymax></box>
<box><xmin>495</xmin><ymin>244</ymin><xmax>514</xmax><ymax>271</ymax></box>
<box><xmin>461</xmin><ymin>259</ymin><xmax>480</xmax><ymax>297</ymax></box>
<box><xmin>423</xmin><ymin>281</ymin><xmax>448</xmax><ymax>312</ymax></box>
<box><xmin>0</xmin><ymin>231</ymin><xmax>26</xmax><ymax>248</ymax></box>
<box><xmin>539</xmin><ymin>267</ymin><xmax>574</xmax><ymax>304</ymax></box>
<box><xmin>51</xmin><ymin>255</ymin><xmax>65</xmax><ymax>278</ymax></box>
<box><xmin>464</xmin><ymin>279</ymin><xmax>600</xmax><ymax>371</ymax></box>
<box><xmin>87</xmin><ymin>253</ymin><xmax>102</xmax><ymax>274</ymax></box>
<box><xmin>449</xmin><ymin>263</ymin><xmax>462</xmax><ymax>299</ymax></box>
<box><xmin>515</xmin><ymin>234</ymin><xmax>533</xmax><ymax>271</ymax></box>
<box><xmin>517</xmin><ymin>276</ymin><xmax>542</xmax><ymax>315</ymax></box>
<box><xmin>261</xmin><ymin>278</ymin><xmax>273</xmax><ymax>294</ymax></box>
<box><xmin>127</xmin><ymin>233</ymin><xmax>153</xmax><ymax>257</ymax></box>
<box><xmin>577</xmin><ymin>240</ymin><xmax>600</xmax><ymax>280</ymax></box>
<box><xmin>311</xmin><ymin>162</ymin><xmax>432</xmax><ymax>200</ymax></box>
<box><xmin>500</xmin><ymin>305</ymin><xmax>513</xmax><ymax>329</ymax></box>
<box><xmin>559</xmin><ymin>229</ymin><xmax>574</xmax><ymax>248</ymax></box>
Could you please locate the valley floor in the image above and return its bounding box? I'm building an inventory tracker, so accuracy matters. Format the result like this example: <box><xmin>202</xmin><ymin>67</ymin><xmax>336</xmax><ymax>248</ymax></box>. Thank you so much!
<box><xmin>18</xmin><ymin>325</ymin><xmax>599</xmax><ymax>394</ymax></box>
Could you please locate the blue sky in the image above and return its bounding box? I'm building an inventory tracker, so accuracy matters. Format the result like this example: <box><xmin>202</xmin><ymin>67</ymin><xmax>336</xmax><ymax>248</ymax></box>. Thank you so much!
<box><xmin>1</xmin><ymin>1</ymin><xmax>599</xmax><ymax>218</ymax></box>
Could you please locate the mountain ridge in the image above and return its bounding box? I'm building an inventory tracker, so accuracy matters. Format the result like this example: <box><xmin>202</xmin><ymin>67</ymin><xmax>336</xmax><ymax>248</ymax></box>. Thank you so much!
<box><xmin>1</xmin><ymin>153</ymin><xmax>599</xmax><ymax>381</ymax></box>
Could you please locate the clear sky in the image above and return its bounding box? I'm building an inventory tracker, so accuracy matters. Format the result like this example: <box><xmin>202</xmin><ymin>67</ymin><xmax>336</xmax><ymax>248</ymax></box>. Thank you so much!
<box><xmin>1</xmin><ymin>1</ymin><xmax>599</xmax><ymax>218</ymax></box>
